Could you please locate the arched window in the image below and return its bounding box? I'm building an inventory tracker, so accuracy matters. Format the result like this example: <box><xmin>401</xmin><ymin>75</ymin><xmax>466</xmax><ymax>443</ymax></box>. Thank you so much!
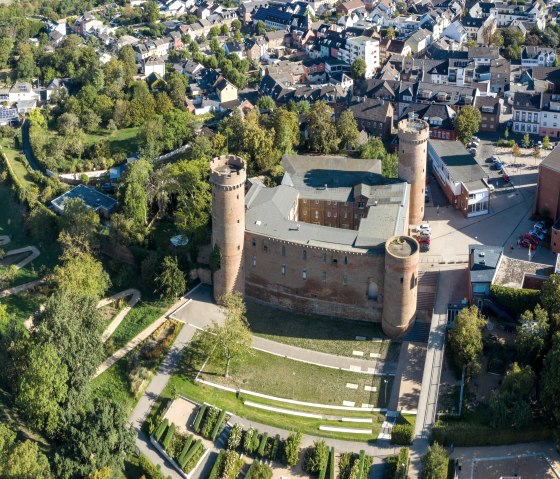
<box><xmin>367</xmin><ymin>282</ymin><xmax>379</xmax><ymax>301</ymax></box>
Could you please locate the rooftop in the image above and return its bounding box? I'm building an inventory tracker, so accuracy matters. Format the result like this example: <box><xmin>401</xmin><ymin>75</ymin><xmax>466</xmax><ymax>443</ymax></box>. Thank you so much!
<box><xmin>469</xmin><ymin>244</ymin><xmax>502</xmax><ymax>283</ymax></box>
<box><xmin>51</xmin><ymin>184</ymin><xmax>116</xmax><ymax>213</ymax></box>
<box><xmin>493</xmin><ymin>256</ymin><xmax>554</xmax><ymax>288</ymax></box>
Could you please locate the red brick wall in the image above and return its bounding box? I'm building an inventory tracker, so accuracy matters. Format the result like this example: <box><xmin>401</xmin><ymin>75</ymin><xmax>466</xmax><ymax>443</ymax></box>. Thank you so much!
<box><xmin>534</xmin><ymin>165</ymin><xmax>560</xmax><ymax>221</ymax></box>
<box><xmin>244</xmin><ymin>234</ymin><xmax>385</xmax><ymax>322</ymax></box>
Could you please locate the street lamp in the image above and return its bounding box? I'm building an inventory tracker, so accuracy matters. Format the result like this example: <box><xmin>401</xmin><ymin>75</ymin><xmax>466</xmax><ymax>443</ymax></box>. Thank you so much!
<box><xmin>383</xmin><ymin>379</ymin><xmax>389</xmax><ymax>406</ymax></box>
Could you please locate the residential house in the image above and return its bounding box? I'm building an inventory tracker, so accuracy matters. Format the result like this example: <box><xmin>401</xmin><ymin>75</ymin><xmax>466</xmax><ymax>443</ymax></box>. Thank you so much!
<box><xmin>521</xmin><ymin>46</ymin><xmax>557</xmax><ymax>67</ymax></box>
<box><xmin>337</xmin><ymin>0</ymin><xmax>365</xmax><ymax>15</ymax></box>
<box><xmin>214</xmin><ymin>78</ymin><xmax>238</xmax><ymax>103</ymax></box>
<box><xmin>476</xmin><ymin>96</ymin><xmax>501</xmax><ymax>132</ymax></box>
<box><xmin>143</xmin><ymin>57</ymin><xmax>166</xmax><ymax>77</ymax></box>
<box><xmin>489</xmin><ymin>1</ymin><xmax>546</xmax><ymax>30</ymax></box>
<box><xmin>224</xmin><ymin>41</ymin><xmax>245</xmax><ymax>59</ymax></box>
<box><xmin>468</xmin><ymin>46</ymin><xmax>500</xmax><ymax>66</ymax></box>
<box><xmin>462</xmin><ymin>14</ymin><xmax>496</xmax><ymax>44</ymax></box>
<box><xmin>512</xmin><ymin>92</ymin><xmax>541</xmax><ymax>136</ymax></box>
<box><xmin>8</xmin><ymin>82</ymin><xmax>40</xmax><ymax>104</ymax></box>
<box><xmin>339</xmin><ymin>36</ymin><xmax>380</xmax><ymax>79</ymax></box>
<box><xmin>400</xmin><ymin>103</ymin><xmax>456</xmax><ymax>140</ymax></box>
<box><xmin>349</xmin><ymin>98</ymin><xmax>393</xmax><ymax>140</ymax></box>
<box><xmin>468</xmin><ymin>245</ymin><xmax>503</xmax><ymax>305</ymax></box>
<box><xmin>442</xmin><ymin>20</ymin><xmax>467</xmax><ymax>44</ymax></box>
<box><xmin>51</xmin><ymin>184</ymin><xmax>117</xmax><ymax>218</ymax></box>
<box><xmin>406</xmin><ymin>28</ymin><xmax>431</xmax><ymax>54</ymax></box>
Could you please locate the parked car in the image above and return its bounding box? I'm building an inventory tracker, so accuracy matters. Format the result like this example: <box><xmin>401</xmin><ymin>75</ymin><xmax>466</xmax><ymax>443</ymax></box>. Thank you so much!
<box><xmin>414</xmin><ymin>234</ymin><xmax>430</xmax><ymax>245</ymax></box>
<box><xmin>521</xmin><ymin>239</ymin><xmax>537</xmax><ymax>250</ymax></box>
<box><xmin>537</xmin><ymin>141</ymin><xmax>543</xmax><ymax>148</ymax></box>
<box><xmin>523</xmin><ymin>233</ymin><xmax>539</xmax><ymax>246</ymax></box>
<box><xmin>494</xmin><ymin>161</ymin><xmax>503</xmax><ymax>170</ymax></box>
<box><xmin>420</xmin><ymin>243</ymin><xmax>430</xmax><ymax>252</ymax></box>
<box><xmin>416</xmin><ymin>223</ymin><xmax>431</xmax><ymax>234</ymax></box>
<box><xmin>490</xmin><ymin>155</ymin><xmax>498</xmax><ymax>162</ymax></box>
<box><xmin>529</xmin><ymin>228</ymin><xmax>546</xmax><ymax>240</ymax></box>
<box><xmin>470</xmin><ymin>141</ymin><xmax>479</xmax><ymax>148</ymax></box>
<box><xmin>534</xmin><ymin>221</ymin><xmax>548</xmax><ymax>232</ymax></box>
<box><xmin>472</xmin><ymin>136</ymin><xmax>480</xmax><ymax>143</ymax></box>
<box><xmin>470</xmin><ymin>147</ymin><xmax>477</xmax><ymax>155</ymax></box>
<box><xmin>502</xmin><ymin>172</ymin><xmax>510</xmax><ymax>183</ymax></box>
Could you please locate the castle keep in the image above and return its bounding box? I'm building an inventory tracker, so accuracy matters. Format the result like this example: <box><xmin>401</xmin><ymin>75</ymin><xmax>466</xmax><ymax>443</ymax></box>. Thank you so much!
<box><xmin>210</xmin><ymin>118</ymin><xmax>429</xmax><ymax>338</ymax></box>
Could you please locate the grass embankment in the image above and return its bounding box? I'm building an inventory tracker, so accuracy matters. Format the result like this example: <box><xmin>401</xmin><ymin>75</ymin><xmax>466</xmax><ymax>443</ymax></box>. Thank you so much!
<box><xmin>0</xmin><ymin>138</ymin><xmax>37</xmax><ymax>190</ymax></box>
<box><xmin>246</xmin><ymin>301</ymin><xmax>399</xmax><ymax>361</ymax></box>
<box><xmin>83</xmin><ymin>127</ymin><xmax>141</xmax><ymax>157</ymax></box>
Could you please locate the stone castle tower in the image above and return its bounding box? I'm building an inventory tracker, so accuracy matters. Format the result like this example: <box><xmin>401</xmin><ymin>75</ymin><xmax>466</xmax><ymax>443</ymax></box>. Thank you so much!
<box><xmin>397</xmin><ymin>117</ymin><xmax>430</xmax><ymax>226</ymax></box>
<box><xmin>210</xmin><ymin>155</ymin><xmax>246</xmax><ymax>302</ymax></box>
<box><xmin>382</xmin><ymin>236</ymin><xmax>420</xmax><ymax>338</ymax></box>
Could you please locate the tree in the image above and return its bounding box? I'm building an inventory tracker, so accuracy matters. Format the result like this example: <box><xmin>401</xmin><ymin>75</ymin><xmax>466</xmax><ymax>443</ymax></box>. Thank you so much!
<box><xmin>255</xmin><ymin>20</ymin><xmax>265</xmax><ymax>36</ymax></box>
<box><xmin>383</xmin><ymin>27</ymin><xmax>396</xmax><ymax>40</ymax></box>
<box><xmin>453</xmin><ymin>105</ymin><xmax>481</xmax><ymax>145</ymax></box>
<box><xmin>272</xmin><ymin>108</ymin><xmax>300</xmax><ymax>154</ymax></box>
<box><xmin>4</xmin><ymin>439</ymin><xmax>51</xmax><ymax>478</ymax></box>
<box><xmin>122</xmin><ymin>158</ymin><xmax>152</xmax><ymax>226</ymax></box>
<box><xmin>167</xmin><ymin>73</ymin><xmax>187</xmax><ymax>109</ymax></box>
<box><xmin>144</xmin><ymin>0</ymin><xmax>160</xmax><ymax>24</ymax></box>
<box><xmin>155</xmin><ymin>256</ymin><xmax>186</xmax><ymax>299</ymax></box>
<box><xmin>421</xmin><ymin>443</ymin><xmax>448</xmax><ymax>479</ymax></box>
<box><xmin>543</xmin><ymin>135</ymin><xmax>551</xmax><ymax>150</ymax></box>
<box><xmin>523</xmin><ymin>133</ymin><xmax>530</xmax><ymax>148</ymax></box>
<box><xmin>303</xmin><ymin>440</ymin><xmax>329</xmax><ymax>473</ymax></box>
<box><xmin>351</xmin><ymin>58</ymin><xmax>366</xmax><ymax>80</ymax></box>
<box><xmin>516</xmin><ymin>304</ymin><xmax>549</xmax><ymax>366</ymax></box>
<box><xmin>54</xmin><ymin>398</ymin><xmax>135</xmax><ymax>479</ymax></box>
<box><xmin>0</xmin><ymin>37</ymin><xmax>14</xmax><ymax>69</ymax></box>
<box><xmin>336</xmin><ymin>110</ymin><xmax>359</xmax><ymax>150</ymax></box>
<box><xmin>541</xmin><ymin>332</ymin><xmax>560</xmax><ymax>424</ymax></box>
<box><xmin>512</xmin><ymin>142</ymin><xmax>521</xmax><ymax>159</ymax></box>
<box><xmin>541</xmin><ymin>273</ymin><xmax>560</xmax><ymax>320</ymax></box>
<box><xmin>448</xmin><ymin>305</ymin><xmax>486</xmax><ymax>377</ymax></box>
<box><xmin>204</xmin><ymin>292</ymin><xmax>252</xmax><ymax>377</ymax></box>
<box><xmin>256</xmin><ymin>96</ymin><xmax>276</xmax><ymax>112</ymax></box>
<box><xmin>533</xmin><ymin>146</ymin><xmax>540</xmax><ymax>164</ymax></box>
<box><xmin>17</xmin><ymin>342</ymin><xmax>68</xmax><ymax>436</ymax></box>
<box><xmin>58</xmin><ymin>198</ymin><xmax>100</xmax><ymax>249</ymax></box>
<box><xmin>305</xmin><ymin>101</ymin><xmax>339</xmax><ymax>154</ymax></box>
<box><xmin>57</xmin><ymin>112</ymin><xmax>81</xmax><ymax>135</ymax></box>
<box><xmin>360</xmin><ymin>137</ymin><xmax>398</xmax><ymax>177</ymax></box>
<box><xmin>504</xmin><ymin>127</ymin><xmax>509</xmax><ymax>140</ymax></box>
<box><xmin>52</xmin><ymin>252</ymin><xmax>110</xmax><ymax>301</ymax></box>
<box><xmin>284</xmin><ymin>431</ymin><xmax>302</xmax><ymax>466</ymax></box>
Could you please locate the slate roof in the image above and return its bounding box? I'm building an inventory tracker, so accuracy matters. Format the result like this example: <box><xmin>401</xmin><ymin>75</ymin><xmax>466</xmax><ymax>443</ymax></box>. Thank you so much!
<box><xmin>512</xmin><ymin>91</ymin><xmax>541</xmax><ymax>111</ymax></box>
<box><xmin>469</xmin><ymin>244</ymin><xmax>502</xmax><ymax>283</ymax></box>
<box><xmin>349</xmin><ymin>98</ymin><xmax>392</xmax><ymax>123</ymax></box>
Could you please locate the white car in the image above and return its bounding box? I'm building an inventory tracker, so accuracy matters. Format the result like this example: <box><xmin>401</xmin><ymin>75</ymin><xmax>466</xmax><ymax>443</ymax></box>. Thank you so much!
<box><xmin>534</xmin><ymin>221</ymin><xmax>548</xmax><ymax>233</ymax></box>
<box><xmin>417</xmin><ymin>223</ymin><xmax>432</xmax><ymax>235</ymax></box>
<box><xmin>529</xmin><ymin>229</ymin><xmax>546</xmax><ymax>241</ymax></box>
<box><xmin>472</xmin><ymin>136</ymin><xmax>480</xmax><ymax>142</ymax></box>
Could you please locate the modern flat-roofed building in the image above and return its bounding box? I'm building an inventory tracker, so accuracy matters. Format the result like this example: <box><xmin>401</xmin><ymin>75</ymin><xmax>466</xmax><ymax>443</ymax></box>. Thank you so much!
<box><xmin>428</xmin><ymin>139</ymin><xmax>490</xmax><ymax>217</ymax></box>
<box><xmin>468</xmin><ymin>244</ymin><xmax>502</xmax><ymax>305</ymax></box>
<box><xmin>51</xmin><ymin>184</ymin><xmax>117</xmax><ymax>218</ymax></box>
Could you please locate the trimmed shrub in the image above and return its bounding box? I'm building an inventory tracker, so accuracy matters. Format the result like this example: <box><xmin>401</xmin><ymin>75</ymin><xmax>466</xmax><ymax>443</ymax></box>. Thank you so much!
<box><xmin>338</xmin><ymin>452</ymin><xmax>354</xmax><ymax>479</ymax></box>
<box><xmin>270</xmin><ymin>435</ymin><xmax>281</xmax><ymax>461</ymax></box>
<box><xmin>490</xmin><ymin>285</ymin><xmax>540</xmax><ymax>319</ymax></box>
<box><xmin>391</xmin><ymin>424</ymin><xmax>414</xmax><ymax>446</ymax></box>
<box><xmin>243</xmin><ymin>428</ymin><xmax>256</xmax><ymax>454</ymax></box>
<box><xmin>202</xmin><ymin>407</ymin><xmax>220</xmax><ymax>438</ymax></box>
<box><xmin>182</xmin><ymin>443</ymin><xmax>207</xmax><ymax>473</ymax></box>
<box><xmin>357</xmin><ymin>451</ymin><xmax>365</xmax><ymax>479</ymax></box>
<box><xmin>257</xmin><ymin>432</ymin><xmax>268</xmax><ymax>457</ymax></box>
<box><xmin>221</xmin><ymin>450</ymin><xmax>244</xmax><ymax>479</ymax></box>
<box><xmin>348</xmin><ymin>460</ymin><xmax>360</xmax><ymax>479</ymax></box>
<box><xmin>328</xmin><ymin>447</ymin><xmax>335</xmax><ymax>479</ymax></box>
<box><xmin>208</xmin><ymin>450</ymin><xmax>225</xmax><ymax>479</ymax></box>
<box><xmin>193</xmin><ymin>405</ymin><xmax>207</xmax><ymax>433</ymax></box>
<box><xmin>210</xmin><ymin>409</ymin><xmax>227</xmax><ymax>441</ymax></box>
<box><xmin>385</xmin><ymin>448</ymin><xmax>409</xmax><ymax>479</ymax></box>
<box><xmin>250</xmin><ymin>430</ymin><xmax>261</xmax><ymax>454</ymax></box>
<box><xmin>182</xmin><ymin>439</ymin><xmax>203</xmax><ymax>466</ymax></box>
<box><xmin>304</xmin><ymin>440</ymin><xmax>329</xmax><ymax>473</ymax></box>
<box><xmin>284</xmin><ymin>431</ymin><xmax>302</xmax><ymax>466</ymax></box>
<box><xmin>178</xmin><ymin>435</ymin><xmax>194</xmax><ymax>465</ymax></box>
<box><xmin>154</xmin><ymin>419</ymin><xmax>168</xmax><ymax>442</ymax></box>
<box><xmin>161</xmin><ymin>423</ymin><xmax>176</xmax><ymax>451</ymax></box>
<box><xmin>227</xmin><ymin>423</ymin><xmax>243</xmax><ymax>451</ymax></box>
<box><xmin>431</xmin><ymin>420</ymin><xmax>553</xmax><ymax>446</ymax></box>
<box><xmin>138</xmin><ymin>453</ymin><xmax>167</xmax><ymax>479</ymax></box>
<box><xmin>245</xmin><ymin>459</ymin><xmax>258</xmax><ymax>479</ymax></box>
<box><xmin>247</xmin><ymin>460</ymin><xmax>273</xmax><ymax>479</ymax></box>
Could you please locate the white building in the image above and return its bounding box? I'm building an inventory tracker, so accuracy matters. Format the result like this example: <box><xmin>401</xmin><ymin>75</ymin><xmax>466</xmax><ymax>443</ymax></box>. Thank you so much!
<box><xmin>521</xmin><ymin>46</ymin><xmax>556</xmax><ymax>67</ymax></box>
<box><xmin>340</xmin><ymin>36</ymin><xmax>380</xmax><ymax>79</ymax></box>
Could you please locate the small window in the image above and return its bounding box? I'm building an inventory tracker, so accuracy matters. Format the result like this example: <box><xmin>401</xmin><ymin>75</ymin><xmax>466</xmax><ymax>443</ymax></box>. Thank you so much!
<box><xmin>302</xmin><ymin>268</ymin><xmax>307</xmax><ymax>280</ymax></box>
<box><xmin>343</xmin><ymin>274</ymin><xmax>348</xmax><ymax>286</ymax></box>
<box><xmin>322</xmin><ymin>271</ymin><xmax>327</xmax><ymax>283</ymax></box>
<box><xmin>323</xmin><ymin>253</ymin><xmax>327</xmax><ymax>263</ymax></box>
<box><xmin>344</xmin><ymin>256</ymin><xmax>348</xmax><ymax>265</ymax></box>
<box><xmin>303</xmin><ymin>250</ymin><xmax>307</xmax><ymax>260</ymax></box>
<box><xmin>264</xmin><ymin>244</ymin><xmax>268</xmax><ymax>253</ymax></box>
<box><xmin>400</xmin><ymin>277</ymin><xmax>404</xmax><ymax>284</ymax></box>
<box><xmin>281</xmin><ymin>264</ymin><xmax>286</xmax><ymax>275</ymax></box>
<box><xmin>252</xmin><ymin>256</ymin><xmax>256</xmax><ymax>267</ymax></box>
<box><xmin>281</xmin><ymin>245</ymin><xmax>286</xmax><ymax>256</ymax></box>
<box><xmin>252</xmin><ymin>238</ymin><xmax>256</xmax><ymax>247</ymax></box>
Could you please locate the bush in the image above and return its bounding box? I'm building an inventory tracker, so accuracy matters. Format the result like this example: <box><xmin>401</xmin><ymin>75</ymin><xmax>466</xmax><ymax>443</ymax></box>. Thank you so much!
<box><xmin>210</xmin><ymin>409</ymin><xmax>227</xmax><ymax>441</ymax></box>
<box><xmin>391</xmin><ymin>424</ymin><xmax>414</xmax><ymax>446</ymax></box>
<box><xmin>247</xmin><ymin>460</ymin><xmax>273</xmax><ymax>479</ymax></box>
<box><xmin>497</xmin><ymin>139</ymin><xmax>515</xmax><ymax>147</ymax></box>
<box><xmin>284</xmin><ymin>431</ymin><xmax>302</xmax><ymax>466</ymax></box>
<box><xmin>271</xmin><ymin>435</ymin><xmax>281</xmax><ymax>461</ymax></box>
<box><xmin>182</xmin><ymin>443</ymin><xmax>206</xmax><ymax>473</ymax></box>
<box><xmin>250</xmin><ymin>430</ymin><xmax>261</xmax><ymax>455</ymax></box>
<box><xmin>161</xmin><ymin>423</ymin><xmax>176</xmax><ymax>451</ymax></box>
<box><xmin>257</xmin><ymin>432</ymin><xmax>268</xmax><ymax>458</ymax></box>
<box><xmin>338</xmin><ymin>452</ymin><xmax>354</xmax><ymax>479</ymax></box>
<box><xmin>221</xmin><ymin>450</ymin><xmax>244</xmax><ymax>479</ymax></box>
<box><xmin>243</xmin><ymin>428</ymin><xmax>256</xmax><ymax>454</ymax></box>
<box><xmin>490</xmin><ymin>285</ymin><xmax>541</xmax><ymax>319</ymax></box>
<box><xmin>385</xmin><ymin>448</ymin><xmax>409</xmax><ymax>479</ymax></box>
<box><xmin>202</xmin><ymin>407</ymin><xmax>220</xmax><ymax>438</ymax></box>
<box><xmin>431</xmin><ymin>420</ymin><xmax>553</xmax><ymax>446</ymax></box>
<box><xmin>328</xmin><ymin>447</ymin><xmax>335</xmax><ymax>479</ymax></box>
<box><xmin>178</xmin><ymin>435</ymin><xmax>194</xmax><ymax>464</ymax></box>
<box><xmin>193</xmin><ymin>405</ymin><xmax>207</xmax><ymax>433</ymax></box>
<box><xmin>422</xmin><ymin>443</ymin><xmax>448</xmax><ymax>479</ymax></box>
<box><xmin>154</xmin><ymin>419</ymin><xmax>168</xmax><ymax>442</ymax></box>
<box><xmin>227</xmin><ymin>423</ymin><xmax>243</xmax><ymax>450</ymax></box>
<box><xmin>183</xmin><ymin>439</ymin><xmax>203</xmax><ymax>465</ymax></box>
<box><xmin>208</xmin><ymin>450</ymin><xmax>225</xmax><ymax>479</ymax></box>
<box><xmin>357</xmin><ymin>451</ymin><xmax>365</xmax><ymax>479</ymax></box>
<box><xmin>138</xmin><ymin>453</ymin><xmax>168</xmax><ymax>479</ymax></box>
<box><xmin>304</xmin><ymin>440</ymin><xmax>329</xmax><ymax>473</ymax></box>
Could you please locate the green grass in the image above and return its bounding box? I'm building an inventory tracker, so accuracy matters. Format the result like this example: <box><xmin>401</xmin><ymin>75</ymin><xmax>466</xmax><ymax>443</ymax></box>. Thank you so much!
<box><xmin>0</xmin><ymin>138</ymin><xmax>37</xmax><ymax>190</ymax></box>
<box><xmin>245</xmin><ymin>301</ymin><xmax>400</xmax><ymax>362</ymax></box>
<box><xmin>0</xmin><ymin>291</ymin><xmax>45</xmax><ymax>330</ymax></box>
<box><xmin>83</xmin><ymin>127</ymin><xmax>141</xmax><ymax>156</ymax></box>
<box><xmin>0</xmin><ymin>183</ymin><xmax>61</xmax><ymax>287</ymax></box>
<box><xmin>108</xmin><ymin>299</ymin><xmax>170</xmax><ymax>352</ymax></box>
<box><xmin>200</xmin><ymin>348</ymin><xmax>391</xmax><ymax>408</ymax></box>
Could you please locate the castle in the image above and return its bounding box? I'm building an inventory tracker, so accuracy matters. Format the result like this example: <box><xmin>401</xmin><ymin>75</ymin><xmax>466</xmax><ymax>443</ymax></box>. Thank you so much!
<box><xmin>209</xmin><ymin>117</ymin><xmax>430</xmax><ymax>339</ymax></box>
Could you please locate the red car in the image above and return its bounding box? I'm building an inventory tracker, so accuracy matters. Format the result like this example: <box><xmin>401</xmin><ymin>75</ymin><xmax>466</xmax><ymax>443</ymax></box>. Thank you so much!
<box><xmin>521</xmin><ymin>239</ymin><xmax>537</xmax><ymax>250</ymax></box>
<box><xmin>414</xmin><ymin>234</ymin><xmax>430</xmax><ymax>245</ymax></box>
<box><xmin>502</xmin><ymin>173</ymin><xmax>510</xmax><ymax>183</ymax></box>
<box><xmin>523</xmin><ymin>233</ymin><xmax>539</xmax><ymax>246</ymax></box>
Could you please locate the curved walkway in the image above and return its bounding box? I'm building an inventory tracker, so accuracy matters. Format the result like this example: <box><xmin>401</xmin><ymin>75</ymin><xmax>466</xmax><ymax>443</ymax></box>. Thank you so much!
<box><xmin>98</xmin><ymin>288</ymin><xmax>141</xmax><ymax>343</ymax></box>
<box><xmin>3</xmin><ymin>246</ymin><xmax>41</xmax><ymax>270</ymax></box>
<box><xmin>0</xmin><ymin>235</ymin><xmax>10</xmax><ymax>246</ymax></box>
<box><xmin>0</xmin><ymin>278</ymin><xmax>43</xmax><ymax>300</ymax></box>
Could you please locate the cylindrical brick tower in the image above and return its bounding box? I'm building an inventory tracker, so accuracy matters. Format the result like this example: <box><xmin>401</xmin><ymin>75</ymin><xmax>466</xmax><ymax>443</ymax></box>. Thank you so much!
<box><xmin>210</xmin><ymin>155</ymin><xmax>246</xmax><ymax>302</ymax></box>
<box><xmin>397</xmin><ymin>117</ymin><xmax>430</xmax><ymax>226</ymax></box>
<box><xmin>382</xmin><ymin>236</ymin><xmax>420</xmax><ymax>339</ymax></box>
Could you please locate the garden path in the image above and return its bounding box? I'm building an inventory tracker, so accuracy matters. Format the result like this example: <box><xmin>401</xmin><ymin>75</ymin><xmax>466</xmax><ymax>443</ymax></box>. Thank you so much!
<box><xmin>98</xmin><ymin>288</ymin><xmax>141</xmax><ymax>342</ymax></box>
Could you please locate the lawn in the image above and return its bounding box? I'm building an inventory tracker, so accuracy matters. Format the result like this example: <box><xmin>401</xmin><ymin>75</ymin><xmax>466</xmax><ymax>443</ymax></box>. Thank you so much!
<box><xmin>83</xmin><ymin>127</ymin><xmax>141</xmax><ymax>156</ymax></box>
<box><xmin>107</xmin><ymin>299</ymin><xmax>171</xmax><ymax>352</ymax></box>
<box><xmin>200</xmin><ymin>348</ymin><xmax>391</xmax><ymax>408</ymax></box>
<box><xmin>0</xmin><ymin>183</ymin><xmax>60</xmax><ymax>287</ymax></box>
<box><xmin>245</xmin><ymin>301</ymin><xmax>400</xmax><ymax>362</ymax></box>
<box><xmin>0</xmin><ymin>138</ymin><xmax>37</xmax><ymax>190</ymax></box>
<box><xmin>0</xmin><ymin>291</ymin><xmax>46</xmax><ymax>331</ymax></box>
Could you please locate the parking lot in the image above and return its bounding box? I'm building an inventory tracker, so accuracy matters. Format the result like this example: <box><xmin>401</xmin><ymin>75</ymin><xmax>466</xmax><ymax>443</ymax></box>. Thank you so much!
<box><xmin>419</xmin><ymin>135</ymin><xmax>557</xmax><ymax>267</ymax></box>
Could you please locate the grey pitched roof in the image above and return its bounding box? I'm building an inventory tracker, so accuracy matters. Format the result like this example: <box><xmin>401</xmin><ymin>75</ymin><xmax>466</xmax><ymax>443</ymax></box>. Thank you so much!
<box><xmin>469</xmin><ymin>244</ymin><xmax>502</xmax><ymax>283</ymax></box>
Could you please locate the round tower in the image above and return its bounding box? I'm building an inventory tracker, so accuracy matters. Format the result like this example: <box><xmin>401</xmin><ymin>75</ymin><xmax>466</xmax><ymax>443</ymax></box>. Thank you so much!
<box><xmin>210</xmin><ymin>155</ymin><xmax>246</xmax><ymax>302</ymax></box>
<box><xmin>397</xmin><ymin>117</ymin><xmax>430</xmax><ymax>226</ymax></box>
<box><xmin>382</xmin><ymin>236</ymin><xmax>420</xmax><ymax>339</ymax></box>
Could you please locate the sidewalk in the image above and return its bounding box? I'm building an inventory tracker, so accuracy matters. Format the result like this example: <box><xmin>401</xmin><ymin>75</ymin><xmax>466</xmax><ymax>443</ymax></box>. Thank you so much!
<box><xmin>0</xmin><ymin>278</ymin><xmax>43</xmax><ymax>299</ymax></box>
<box><xmin>98</xmin><ymin>288</ymin><xmax>141</xmax><ymax>343</ymax></box>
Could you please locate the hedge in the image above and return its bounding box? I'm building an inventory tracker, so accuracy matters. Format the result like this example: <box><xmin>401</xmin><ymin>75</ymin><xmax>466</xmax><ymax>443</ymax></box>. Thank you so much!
<box><xmin>497</xmin><ymin>139</ymin><xmax>515</xmax><ymax>147</ymax></box>
<box><xmin>257</xmin><ymin>432</ymin><xmax>268</xmax><ymax>458</ymax></box>
<box><xmin>202</xmin><ymin>407</ymin><xmax>220</xmax><ymax>438</ymax></box>
<box><xmin>490</xmin><ymin>285</ymin><xmax>541</xmax><ymax>319</ymax></box>
<box><xmin>210</xmin><ymin>409</ymin><xmax>226</xmax><ymax>441</ymax></box>
<box><xmin>357</xmin><ymin>451</ymin><xmax>365</xmax><ymax>479</ymax></box>
<box><xmin>208</xmin><ymin>450</ymin><xmax>225</xmax><ymax>479</ymax></box>
<box><xmin>245</xmin><ymin>459</ymin><xmax>258</xmax><ymax>479</ymax></box>
<box><xmin>161</xmin><ymin>423</ymin><xmax>176</xmax><ymax>451</ymax></box>
<box><xmin>154</xmin><ymin>419</ymin><xmax>168</xmax><ymax>442</ymax></box>
<box><xmin>193</xmin><ymin>405</ymin><xmax>207</xmax><ymax>433</ymax></box>
<box><xmin>270</xmin><ymin>435</ymin><xmax>281</xmax><ymax>461</ymax></box>
<box><xmin>431</xmin><ymin>421</ymin><xmax>554</xmax><ymax>446</ymax></box>
<box><xmin>178</xmin><ymin>435</ymin><xmax>194</xmax><ymax>465</ymax></box>
<box><xmin>138</xmin><ymin>453</ymin><xmax>168</xmax><ymax>479</ymax></box>
<box><xmin>250</xmin><ymin>430</ymin><xmax>261</xmax><ymax>454</ymax></box>
<box><xmin>182</xmin><ymin>439</ymin><xmax>203</xmax><ymax>466</ymax></box>
<box><xmin>391</xmin><ymin>424</ymin><xmax>414</xmax><ymax>446</ymax></box>
<box><xmin>328</xmin><ymin>447</ymin><xmax>335</xmax><ymax>479</ymax></box>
